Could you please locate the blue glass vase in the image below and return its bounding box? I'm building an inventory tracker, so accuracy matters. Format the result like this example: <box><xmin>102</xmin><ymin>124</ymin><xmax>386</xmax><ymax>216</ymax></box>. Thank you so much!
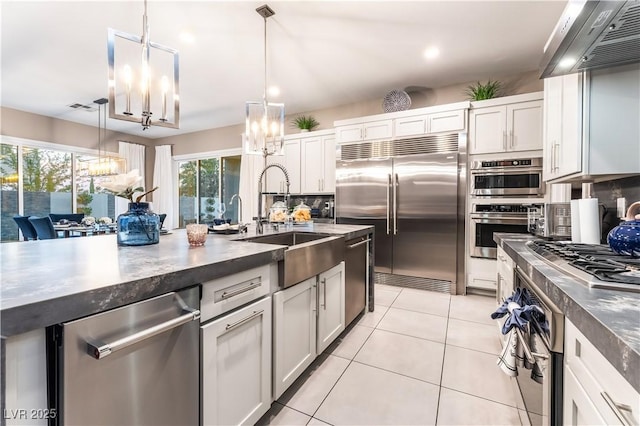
<box><xmin>117</xmin><ymin>202</ymin><xmax>160</xmax><ymax>246</ymax></box>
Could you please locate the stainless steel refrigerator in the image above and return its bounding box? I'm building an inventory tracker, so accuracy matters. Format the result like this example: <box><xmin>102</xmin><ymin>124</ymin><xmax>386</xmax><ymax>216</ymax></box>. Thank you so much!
<box><xmin>336</xmin><ymin>133</ymin><xmax>465</xmax><ymax>291</ymax></box>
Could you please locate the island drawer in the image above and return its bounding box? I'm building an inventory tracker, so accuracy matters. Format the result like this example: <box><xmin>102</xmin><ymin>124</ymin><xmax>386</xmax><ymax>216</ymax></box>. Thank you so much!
<box><xmin>201</xmin><ymin>264</ymin><xmax>272</xmax><ymax>322</ymax></box>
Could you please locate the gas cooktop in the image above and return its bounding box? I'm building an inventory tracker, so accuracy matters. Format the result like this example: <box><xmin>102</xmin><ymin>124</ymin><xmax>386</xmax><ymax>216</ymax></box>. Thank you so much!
<box><xmin>526</xmin><ymin>240</ymin><xmax>640</xmax><ymax>293</ymax></box>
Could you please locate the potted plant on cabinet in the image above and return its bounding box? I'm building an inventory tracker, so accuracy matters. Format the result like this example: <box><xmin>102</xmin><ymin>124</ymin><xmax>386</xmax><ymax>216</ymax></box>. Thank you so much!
<box><xmin>292</xmin><ymin>115</ymin><xmax>319</xmax><ymax>132</ymax></box>
<box><xmin>465</xmin><ymin>80</ymin><xmax>502</xmax><ymax>100</ymax></box>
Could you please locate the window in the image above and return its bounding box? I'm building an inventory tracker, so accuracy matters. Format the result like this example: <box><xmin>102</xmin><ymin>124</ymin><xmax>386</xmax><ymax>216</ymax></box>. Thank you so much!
<box><xmin>177</xmin><ymin>154</ymin><xmax>241</xmax><ymax>228</ymax></box>
<box><xmin>0</xmin><ymin>139</ymin><xmax>118</xmax><ymax>242</ymax></box>
<box><xmin>1</xmin><ymin>143</ymin><xmax>19</xmax><ymax>241</ymax></box>
<box><xmin>22</xmin><ymin>146</ymin><xmax>72</xmax><ymax>218</ymax></box>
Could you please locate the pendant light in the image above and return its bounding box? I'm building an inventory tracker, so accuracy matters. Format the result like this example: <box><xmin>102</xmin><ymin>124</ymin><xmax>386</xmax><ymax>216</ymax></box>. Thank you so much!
<box><xmin>85</xmin><ymin>98</ymin><xmax>126</xmax><ymax>177</ymax></box>
<box><xmin>107</xmin><ymin>0</ymin><xmax>180</xmax><ymax>130</ymax></box>
<box><xmin>244</xmin><ymin>4</ymin><xmax>285</xmax><ymax>157</ymax></box>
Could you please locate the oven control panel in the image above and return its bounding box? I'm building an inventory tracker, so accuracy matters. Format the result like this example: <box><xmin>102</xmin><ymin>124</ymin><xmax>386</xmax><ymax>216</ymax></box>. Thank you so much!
<box><xmin>474</xmin><ymin>204</ymin><xmax>541</xmax><ymax>214</ymax></box>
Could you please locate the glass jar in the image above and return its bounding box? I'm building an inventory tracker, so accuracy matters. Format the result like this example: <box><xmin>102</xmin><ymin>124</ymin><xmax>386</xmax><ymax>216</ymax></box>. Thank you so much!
<box><xmin>269</xmin><ymin>201</ymin><xmax>289</xmax><ymax>223</ymax></box>
<box><xmin>117</xmin><ymin>202</ymin><xmax>160</xmax><ymax>246</ymax></box>
<box><xmin>291</xmin><ymin>202</ymin><xmax>312</xmax><ymax>223</ymax></box>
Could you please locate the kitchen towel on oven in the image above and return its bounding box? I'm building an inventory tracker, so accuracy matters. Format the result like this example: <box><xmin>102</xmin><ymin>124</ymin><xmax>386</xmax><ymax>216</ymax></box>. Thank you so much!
<box><xmin>492</xmin><ymin>289</ymin><xmax>547</xmax><ymax>383</ymax></box>
<box><xmin>491</xmin><ymin>288</ymin><xmax>548</xmax><ymax>335</ymax></box>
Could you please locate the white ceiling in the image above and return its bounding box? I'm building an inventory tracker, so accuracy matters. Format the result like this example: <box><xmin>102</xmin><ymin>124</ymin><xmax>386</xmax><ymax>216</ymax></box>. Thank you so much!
<box><xmin>1</xmin><ymin>1</ymin><xmax>566</xmax><ymax>139</ymax></box>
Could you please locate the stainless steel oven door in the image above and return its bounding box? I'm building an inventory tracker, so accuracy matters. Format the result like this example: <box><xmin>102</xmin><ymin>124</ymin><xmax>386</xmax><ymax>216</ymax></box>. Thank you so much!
<box><xmin>470</xmin><ymin>214</ymin><xmax>528</xmax><ymax>258</ymax></box>
<box><xmin>470</xmin><ymin>169</ymin><xmax>544</xmax><ymax>197</ymax></box>
<box><xmin>514</xmin><ymin>267</ymin><xmax>565</xmax><ymax>426</ymax></box>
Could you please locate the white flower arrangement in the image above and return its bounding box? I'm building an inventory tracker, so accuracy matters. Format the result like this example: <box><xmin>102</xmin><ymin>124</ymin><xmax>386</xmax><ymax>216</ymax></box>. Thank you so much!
<box><xmin>98</xmin><ymin>217</ymin><xmax>113</xmax><ymax>225</ymax></box>
<box><xmin>101</xmin><ymin>169</ymin><xmax>158</xmax><ymax>202</ymax></box>
<box><xmin>81</xmin><ymin>216</ymin><xmax>96</xmax><ymax>226</ymax></box>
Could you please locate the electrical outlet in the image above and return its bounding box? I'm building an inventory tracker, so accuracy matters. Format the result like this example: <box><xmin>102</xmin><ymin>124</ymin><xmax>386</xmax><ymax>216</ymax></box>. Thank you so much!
<box><xmin>617</xmin><ymin>197</ymin><xmax>627</xmax><ymax>218</ymax></box>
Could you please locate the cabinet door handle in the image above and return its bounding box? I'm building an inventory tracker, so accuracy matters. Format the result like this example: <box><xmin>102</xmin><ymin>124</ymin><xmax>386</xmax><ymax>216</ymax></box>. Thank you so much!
<box><xmin>550</xmin><ymin>141</ymin><xmax>556</xmax><ymax>173</ymax></box>
<box><xmin>224</xmin><ymin>310</ymin><xmax>264</xmax><ymax>332</ymax></box>
<box><xmin>601</xmin><ymin>392</ymin><xmax>634</xmax><ymax>426</ymax></box>
<box><xmin>321</xmin><ymin>278</ymin><xmax>327</xmax><ymax>310</ymax></box>
<box><xmin>503</xmin><ymin>130</ymin><xmax>507</xmax><ymax>150</ymax></box>
<box><xmin>554</xmin><ymin>143</ymin><xmax>560</xmax><ymax>172</ymax></box>
<box><xmin>510</xmin><ymin>130</ymin><xmax>514</xmax><ymax>148</ymax></box>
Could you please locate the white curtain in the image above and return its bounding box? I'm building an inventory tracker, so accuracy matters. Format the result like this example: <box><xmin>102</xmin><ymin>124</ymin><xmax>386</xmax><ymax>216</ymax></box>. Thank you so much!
<box><xmin>239</xmin><ymin>152</ymin><xmax>264</xmax><ymax>225</ymax></box>
<box><xmin>153</xmin><ymin>145</ymin><xmax>174</xmax><ymax>229</ymax></box>
<box><xmin>116</xmin><ymin>141</ymin><xmax>146</xmax><ymax>215</ymax></box>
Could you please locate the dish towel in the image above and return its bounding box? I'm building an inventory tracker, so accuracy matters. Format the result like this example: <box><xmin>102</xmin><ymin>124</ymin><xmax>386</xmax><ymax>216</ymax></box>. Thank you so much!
<box><xmin>492</xmin><ymin>292</ymin><xmax>547</xmax><ymax>384</ymax></box>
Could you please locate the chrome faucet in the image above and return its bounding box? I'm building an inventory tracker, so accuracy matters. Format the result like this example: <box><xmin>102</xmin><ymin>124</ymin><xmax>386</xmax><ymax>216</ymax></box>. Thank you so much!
<box><xmin>256</xmin><ymin>163</ymin><xmax>290</xmax><ymax>234</ymax></box>
<box><xmin>229</xmin><ymin>194</ymin><xmax>243</xmax><ymax>229</ymax></box>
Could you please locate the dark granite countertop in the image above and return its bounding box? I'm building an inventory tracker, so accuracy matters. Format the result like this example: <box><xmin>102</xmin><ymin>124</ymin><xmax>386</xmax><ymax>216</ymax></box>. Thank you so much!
<box><xmin>494</xmin><ymin>233</ymin><xmax>640</xmax><ymax>393</ymax></box>
<box><xmin>1</xmin><ymin>224</ymin><xmax>373</xmax><ymax>338</ymax></box>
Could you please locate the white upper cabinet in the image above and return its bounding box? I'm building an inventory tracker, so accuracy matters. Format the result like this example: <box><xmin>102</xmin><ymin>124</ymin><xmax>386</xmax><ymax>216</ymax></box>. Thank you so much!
<box><xmin>266</xmin><ymin>129</ymin><xmax>336</xmax><ymax>195</ymax></box>
<box><xmin>265</xmin><ymin>138</ymin><xmax>301</xmax><ymax>194</ymax></box>
<box><xmin>544</xmin><ymin>64</ymin><xmax>640</xmax><ymax>182</ymax></box>
<box><xmin>300</xmin><ymin>130</ymin><xmax>336</xmax><ymax>194</ymax></box>
<box><xmin>543</xmin><ymin>74</ymin><xmax>582</xmax><ymax>181</ymax></box>
<box><xmin>336</xmin><ymin>102</ymin><xmax>469</xmax><ymax>143</ymax></box>
<box><xmin>394</xmin><ymin>109</ymin><xmax>466</xmax><ymax>138</ymax></box>
<box><xmin>336</xmin><ymin>120</ymin><xmax>393</xmax><ymax>143</ymax></box>
<box><xmin>469</xmin><ymin>93</ymin><xmax>543</xmax><ymax>154</ymax></box>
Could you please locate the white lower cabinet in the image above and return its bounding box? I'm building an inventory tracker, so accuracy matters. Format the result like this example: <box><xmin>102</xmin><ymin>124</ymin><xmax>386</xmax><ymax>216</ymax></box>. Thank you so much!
<box><xmin>564</xmin><ymin>318</ymin><xmax>640</xmax><ymax>426</ymax></box>
<box><xmin>272</xmin><ymin>277</ymin><xmax>317</xmax><ymax>399</ymax></box>
<box><xmin>201</xmin><ymin>297</ymin><xmax>272</xmax><ymax>426</ymax></box>
<box><xmin>316</xmin><ymin>263</ymin><xmax>346</xmax><ymax>353</ymax></box>
<box><xmin>272</xmin><ymin>262</ymin><xmax>345</xmax><ymax>399</ymax></box>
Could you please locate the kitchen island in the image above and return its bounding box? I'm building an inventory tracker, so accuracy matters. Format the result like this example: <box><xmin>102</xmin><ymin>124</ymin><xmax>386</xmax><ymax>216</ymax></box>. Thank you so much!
<box><xmin>494</xmin><ymin>233</ymin><xmax>640</xmax><ymax>394</ymax></box>
<box><xmin>0</xmin><ymin>223</ymin><xmax>374</xmax><ymax>424</ymax></box>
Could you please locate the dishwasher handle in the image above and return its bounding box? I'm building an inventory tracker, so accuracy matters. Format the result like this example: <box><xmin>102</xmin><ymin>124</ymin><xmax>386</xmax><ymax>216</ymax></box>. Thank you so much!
<box><xmin>87</xmin><ymin>303</ymin><xmax>201</xmax><ymax>360</ymax></box>
<box><xmin>347</xmin><ymin>238</ymin><xmax>371</xmax><ymax>249</ymax></box>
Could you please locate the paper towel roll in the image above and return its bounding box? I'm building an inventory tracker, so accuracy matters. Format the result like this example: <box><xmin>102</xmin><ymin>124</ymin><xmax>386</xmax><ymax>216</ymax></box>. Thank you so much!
<box><xmin>578</xmin><ymin>198</ymin><xmax>601</xmax><ymax>244</ymax></box>
<box><xmin>570</xmin><ymin>200</ymin><xmax>581</xmax><ymax>243</ymax></box>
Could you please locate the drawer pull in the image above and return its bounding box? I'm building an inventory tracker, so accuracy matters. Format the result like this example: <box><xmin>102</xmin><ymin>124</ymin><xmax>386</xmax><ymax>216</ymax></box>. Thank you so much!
<box><xmin>601</xmin><ymin>392</ymin><xmax>635</xmax><ymax>426</ymax></box>
<box><xmin>221</xmin><ymin>279</ymin><xmax>261</xmax><ymax>300</ymax></box>
<box><xmin>225</xmin><ymin>310</ymin><xmax>264</xmax><ymax>332</ymax></box>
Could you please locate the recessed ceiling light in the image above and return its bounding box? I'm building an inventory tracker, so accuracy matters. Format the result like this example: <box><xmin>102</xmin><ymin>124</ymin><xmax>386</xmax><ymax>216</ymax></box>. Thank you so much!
<box><xmin>558</xmin><ymin>57</ymin><xmax>576</xmax><ymax>69</ymax></box>
<box><xmin>423</xmin><ymin>46</ymin><xmax>440</xmax><ymax>60</ymax></box>
<box><xmin>179</xmin><ymin>31</ymin><xmax>196</xmax><ymax>44</ymax></box>
<box><xmin>268</xmin><ymin>86</ymin><xmax>280</xmax><ymax>97</ymax></box>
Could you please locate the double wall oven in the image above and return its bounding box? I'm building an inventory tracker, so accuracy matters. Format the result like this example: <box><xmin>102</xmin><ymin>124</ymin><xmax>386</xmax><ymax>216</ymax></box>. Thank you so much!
<box><xmin>470</xmin><ymin>157</ymin><xmax>544</xmax><ymax>259</ymax></box>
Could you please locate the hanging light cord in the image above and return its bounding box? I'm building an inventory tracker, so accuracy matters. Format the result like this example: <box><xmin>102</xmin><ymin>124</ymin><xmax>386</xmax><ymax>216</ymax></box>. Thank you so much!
<box><xmin>263</xmin><ymin>13</ymin><xmax>268</xmax><ymax>104</ymax></box>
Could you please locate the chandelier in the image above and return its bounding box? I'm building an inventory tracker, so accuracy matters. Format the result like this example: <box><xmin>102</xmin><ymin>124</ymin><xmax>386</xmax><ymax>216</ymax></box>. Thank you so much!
<box><xmin>84</xmin><ymin>98</ymin><xmax>126</xmax><ymax>177</ymax></box>
<box><xmin>107</xmin><ymin>0</ymin><xmax>179</xmax><ymax>130</ymax></box>
<box><xmin>244</xmin><ymin>4</ymin><xmax>285</xmax><ymax>157</ymax></box>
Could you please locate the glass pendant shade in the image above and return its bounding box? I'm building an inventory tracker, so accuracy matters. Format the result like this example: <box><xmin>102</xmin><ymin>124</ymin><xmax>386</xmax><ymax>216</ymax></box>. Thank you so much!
<box><xmin>243</xmin><ymin>4</ymin><xmax>284</xmax><ymax>157</ymax></box>
<box><xmin>244</xmin><ymin>100</ymin><xmax>285</xmax><ymax>156</ymax></box>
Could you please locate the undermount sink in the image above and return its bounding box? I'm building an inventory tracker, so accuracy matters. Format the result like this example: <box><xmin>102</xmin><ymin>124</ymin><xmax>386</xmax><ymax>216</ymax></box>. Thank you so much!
<box><xmin>240</xmin><ymin>232</ymin><xmax>345</xmax><ymax>287</ymax></box>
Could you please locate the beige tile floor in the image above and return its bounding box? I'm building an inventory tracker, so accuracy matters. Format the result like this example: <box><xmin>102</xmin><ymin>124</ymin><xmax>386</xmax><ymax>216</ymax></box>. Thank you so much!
<box><xmin>257</xmin><ymin>284</ymin><xmax>523</xmax><ymax>426</ymax></box>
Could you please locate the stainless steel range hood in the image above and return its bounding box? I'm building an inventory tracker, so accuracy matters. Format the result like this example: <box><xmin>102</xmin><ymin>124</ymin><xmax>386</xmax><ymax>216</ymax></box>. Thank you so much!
<box><xmin>540</xmin><ymin>0</ymin><xmax>640</xmax><ymax>79</ymax></box>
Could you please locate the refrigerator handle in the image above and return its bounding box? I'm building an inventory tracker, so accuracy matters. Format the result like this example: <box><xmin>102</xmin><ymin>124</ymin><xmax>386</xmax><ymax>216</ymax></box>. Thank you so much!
<box><xmin>386</xmin><ymin>173</ymin><xmax>391</xmax><ymax>235</ymax></box>
<box><xmin>394</xmin><ymin>173</ymin><xmax>399</xmax><ymax>235</ymax></box>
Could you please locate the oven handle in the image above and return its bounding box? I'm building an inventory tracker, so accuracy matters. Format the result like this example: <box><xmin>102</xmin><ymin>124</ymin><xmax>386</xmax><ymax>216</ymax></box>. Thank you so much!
<box><xmin>470</xmin><ymin>215</ymin><xmax>529</xmax><ymax>222</ymax></box>
<box><xmin>514</xmin><ymin>327</ymin><xmax>549</xmax><ymax>365</ymax></box>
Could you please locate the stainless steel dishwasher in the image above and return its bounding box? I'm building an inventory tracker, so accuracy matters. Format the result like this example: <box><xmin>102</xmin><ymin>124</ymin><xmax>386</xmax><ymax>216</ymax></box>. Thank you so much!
<box><xmin>49</xmin><ymin>286</ymin><xmax>201</xmax><ymax>425</ymax></box>
<box><xmin>345</xmin><ymin>236</ymin><xmax>370</xmax><ymax>325</ymax></box>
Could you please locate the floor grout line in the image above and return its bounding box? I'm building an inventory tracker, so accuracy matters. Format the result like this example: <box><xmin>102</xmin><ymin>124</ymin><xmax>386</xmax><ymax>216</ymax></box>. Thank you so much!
<box><xmin>434</xmin><ymin>295</ymin><xmax>452</xmax><ymax>426</ymax></box>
